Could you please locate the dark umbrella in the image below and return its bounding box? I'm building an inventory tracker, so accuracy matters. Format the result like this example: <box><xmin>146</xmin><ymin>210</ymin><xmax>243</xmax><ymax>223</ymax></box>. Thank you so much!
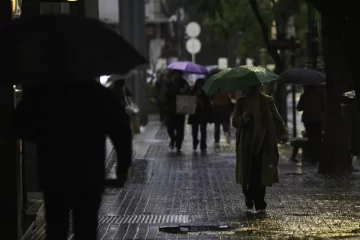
<box><xmin>0</xmin><ymin>14</ymin><xmax>147</xmax><ymax>84</ymax></box>
<box><xmin>208</xmin><ymin>68</ymin><xmax>221</xmax><ymax>77</ymax></box>
<box><xmin>280</xmin><ymin>68</ymin><xmax>325</xmax><ymax>85</ymax></box>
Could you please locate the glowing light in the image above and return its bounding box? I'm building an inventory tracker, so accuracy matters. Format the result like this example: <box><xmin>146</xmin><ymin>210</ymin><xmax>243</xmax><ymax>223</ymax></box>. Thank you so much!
<box><xmin>100</xmin><ymin>75</ymin><xmax>110</xmax><ymax>86</ymax></box>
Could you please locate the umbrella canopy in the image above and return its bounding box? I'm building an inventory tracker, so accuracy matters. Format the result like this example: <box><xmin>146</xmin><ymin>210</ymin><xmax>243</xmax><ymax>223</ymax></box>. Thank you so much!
<box><xmin>280</xmin><ymin>68</ymin><xmax>325</xmax><ymax>85</ymax></box>
<box><xmin>208</xmin><ymin>68</ymin><xmax>221</xmax><ymax>77</ymax></box>
<box><xmin>202</xmin><ymin>65</ymin><xmax>279</xmax><ymax>95</ymax></box>
<box><xmin>0</xmin><ymin>14</ymin><xmax>148</xmax><ymax>84</ymax></box>
<box><xmin>167</xmin><ymin>61</ymin><xmax>208</xmax><ymax>74</ymax></box>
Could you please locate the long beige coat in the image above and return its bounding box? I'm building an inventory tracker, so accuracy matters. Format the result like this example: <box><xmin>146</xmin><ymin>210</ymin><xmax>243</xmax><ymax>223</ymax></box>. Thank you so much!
<box><xmin>232</xmin><ymin>93</ymin><xmax>288</xmax><ymax>187</ymax></box>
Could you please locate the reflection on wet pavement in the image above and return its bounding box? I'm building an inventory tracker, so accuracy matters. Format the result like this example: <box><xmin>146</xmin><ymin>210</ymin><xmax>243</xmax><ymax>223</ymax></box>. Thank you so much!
<box><xmin>100</xmin><ymin>124</ymin><xmax>360</xmax><ymax>239</ymax></box>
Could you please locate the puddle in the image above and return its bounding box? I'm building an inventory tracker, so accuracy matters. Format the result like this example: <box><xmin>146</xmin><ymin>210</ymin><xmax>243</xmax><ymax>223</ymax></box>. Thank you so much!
<box><xmin>159</xmin><ymin>224</ymin><xmax>231</xmax><ymax>234</ymax></box>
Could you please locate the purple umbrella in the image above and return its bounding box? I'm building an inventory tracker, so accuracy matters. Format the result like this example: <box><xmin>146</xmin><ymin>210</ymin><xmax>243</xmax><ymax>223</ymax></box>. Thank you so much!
<box><xmin>167</xmin><ymin>61</ymin><xmax>208</xmax><ymax>74</ymax></box>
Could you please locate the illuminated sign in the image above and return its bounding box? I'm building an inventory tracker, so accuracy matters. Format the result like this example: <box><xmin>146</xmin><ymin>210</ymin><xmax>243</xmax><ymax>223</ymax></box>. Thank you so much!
<box><xmin>12</xmin><ymin>0</ymin><xmax>21</xmax><ymax>16</ymax></box>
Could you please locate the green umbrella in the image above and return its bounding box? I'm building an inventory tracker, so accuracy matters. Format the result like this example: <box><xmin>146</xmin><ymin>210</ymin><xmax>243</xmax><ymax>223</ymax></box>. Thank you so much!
<box><xmin>203</xmin><ymin>65</ymin><xmax>280</xmax><ymax>95</ymax></box>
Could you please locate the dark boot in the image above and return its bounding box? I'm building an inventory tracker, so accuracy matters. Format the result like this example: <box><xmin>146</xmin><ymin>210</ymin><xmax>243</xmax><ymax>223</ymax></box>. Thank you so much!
<box><xmin>200</xmin><ymin>123</ymin><xmax>207</xmax><ymax>150</ymax></box>
<box><xmin>200</xmin><ymin>142</ymin><xmax>207</xmax><ymax>151</ymax></box>
<box><xmin>169</xmin><ymin>140</ymin><xmax>175</xmax><ymax>150</ymax></box>
<box><xmin>193</xmin><ymin>139</ymin><xmax>199</xmax><ymax>150</ymax></box>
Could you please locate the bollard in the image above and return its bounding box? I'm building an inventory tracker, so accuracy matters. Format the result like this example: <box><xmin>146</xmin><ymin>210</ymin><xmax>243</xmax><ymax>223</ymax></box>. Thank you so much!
<box><xmin>341</xmin><ymin>90</ymin><xmax>359</xmax><ymax>155</ymax></box>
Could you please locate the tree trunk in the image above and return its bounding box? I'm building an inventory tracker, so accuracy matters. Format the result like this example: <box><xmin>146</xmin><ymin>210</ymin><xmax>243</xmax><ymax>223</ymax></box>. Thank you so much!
<box><xmin>249</xmin><ymin>0</ymin><xmax>287</xmax><ymax>122</ymax></box>
<box><xmin>318</xmin><ymin>14</ymin><xmax>353</xmax><ymax>174</ymax></box>
<box><xmin>310</xmin><ymin>1</ymin><xmax>360</xmax><ymax>112</ymax></box>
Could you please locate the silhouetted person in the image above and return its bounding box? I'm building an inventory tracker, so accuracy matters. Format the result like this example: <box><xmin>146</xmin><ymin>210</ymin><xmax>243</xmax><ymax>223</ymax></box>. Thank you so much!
<box><xmin>297</xmin><ymin>85</ymin><xmax>326</xmax><ymax>164</ymax></box>
<box><xmin>232</xmin><ymin>84</ymin><xmax>288</xmax><ymax>214</ymax></box>
<box><xmin>207</xmin><ymin>68</ymin><xmax>233</xmax><ymax>145</ymax></box>
<box><xmin>211</xmin><ymin>91</ymin><xmax>233</xmax><ymax>144</ymax></box>
<box><xmin>15</xmin><ymin>81</ymin><xmax>132</xmax><ymax>240</ymax></box>
<box><xmin>164</xmin><ymin>70</ymin><xmax>190</xmax><ymax>151</ymax></box>
<box><xmin>187</xmin><ymin>78</ymin><xmax>212</xmax><ymax>150</ymax></box>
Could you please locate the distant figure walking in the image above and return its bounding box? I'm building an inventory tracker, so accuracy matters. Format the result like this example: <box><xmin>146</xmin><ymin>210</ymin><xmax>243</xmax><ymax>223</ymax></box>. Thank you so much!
<box><xmin>208</xmin><ymin>68</ymin><xmax>233</xmax><ymax>145</ymax></box>
<box><xmin>164</xmin><ymin>70</ymin><xmax>190</xmax><ymax>151</ymax></box>
<box><xmin>297</xmin><ymin>85</ymin><xmax>326</xmax><ymax>164</ymax></box>
<box><xmin>232</xmin><ymin>84</ymin><xmax>288</xmax><ymax>214</ymax></box>
<box><xmin>15</xmin><ymin>81</ymin><xmax>132</xmax><ymax>240</ymax></box>
<box><xmin>187</xmin><ymin>78</ymin><xmax>212</xmax><ymax>151</ymax></box>
<box><xmin>211</xmin><ymin>91</ymin><xmax>233</xmax><ymax>144</ymax></box>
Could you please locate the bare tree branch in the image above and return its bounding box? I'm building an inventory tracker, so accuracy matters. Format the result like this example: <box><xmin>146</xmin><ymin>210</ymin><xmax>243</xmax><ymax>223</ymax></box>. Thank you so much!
<box><xmin>249</xmin><ymin>0</ymin><xmax>284</xmax><ymax>73</ymax></box>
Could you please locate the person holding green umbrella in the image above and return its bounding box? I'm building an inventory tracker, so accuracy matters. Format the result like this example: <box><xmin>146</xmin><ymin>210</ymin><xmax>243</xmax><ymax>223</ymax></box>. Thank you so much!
<box><xmin>232</xmin><ymin>82</ymin><xmax>289</xmax><ymax>214</ymax></box>
<box><xmin>204</xmin><ymin>65</ymin><xmax>288</xmax><ymax>213</ymax></box>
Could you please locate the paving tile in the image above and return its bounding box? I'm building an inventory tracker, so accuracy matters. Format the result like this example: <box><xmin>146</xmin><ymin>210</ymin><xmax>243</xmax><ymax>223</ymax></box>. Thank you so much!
<box><xmin>29</xmin><ymin>121</ymin><xmax>360</xmax><ymax>239</ymax></box>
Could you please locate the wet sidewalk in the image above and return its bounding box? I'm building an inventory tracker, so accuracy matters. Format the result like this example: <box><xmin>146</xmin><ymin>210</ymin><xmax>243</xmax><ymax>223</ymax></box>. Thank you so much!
<box><xmin>98</xmin><ymin>121</ymin><xmax>360</xmax><ymax>240</ymax></box>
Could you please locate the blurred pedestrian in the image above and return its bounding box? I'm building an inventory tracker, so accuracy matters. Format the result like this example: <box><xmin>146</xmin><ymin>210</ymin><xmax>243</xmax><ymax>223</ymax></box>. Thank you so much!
<box><xmin>155</xmin><ymin>69</ymin><xmax>168</xmax><ymax>122</ymax></box>
<box><xmin>207</xmin><ymin>68</ymin><xmax>234</xmax><ymax>145</ymax></box>
<box><xmin>164</xmin><ymin>70</ymin><xmax>190</xmax><ymax>151</ymax></box>
<box><xmin>232</xmin><ymin>84</ymin><xmax>288</xmax><ymax>214</ymax></box>
<box><xmin>297</xmin><ymin>85</ymin><xmax>326</xmax><ymax>164</ymax></box>
<box><xmin>211</xmin><ymin>91</ymin><xmax>233</xmax><ymax>144</ymax></box>
<box><xmin>15</xmin><ymin>81</ymin><xmax>132</xmax><ymax>240</ymax></box>
<box><xmin>187</xmin><ymin>78</ymin><xmax>212</xmax><ymax>151</ymax></box>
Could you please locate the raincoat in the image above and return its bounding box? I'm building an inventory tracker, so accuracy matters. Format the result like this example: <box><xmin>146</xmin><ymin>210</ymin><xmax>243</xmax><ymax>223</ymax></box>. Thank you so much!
<box><xmin>232</xmin><ymin>93</ymin><xmax>288</xmax><ymax>187</ymax></box>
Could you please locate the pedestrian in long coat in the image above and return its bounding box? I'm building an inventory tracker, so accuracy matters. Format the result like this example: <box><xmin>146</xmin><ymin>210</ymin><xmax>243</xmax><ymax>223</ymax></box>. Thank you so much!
<box><xmin>232</xmin><ymin>84</ymin><xmax>289</xmax><ymax>213</ymax></box>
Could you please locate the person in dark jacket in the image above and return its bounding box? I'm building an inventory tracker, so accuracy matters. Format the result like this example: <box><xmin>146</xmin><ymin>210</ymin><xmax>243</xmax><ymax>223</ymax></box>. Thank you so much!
<box><xmin>297</xmin><ymin>85</ymin><xmax>326</xmax><ymax>164</ymax></box>
<box><xmin>15</xmin><ymin>81</ymin><xmax>132</xmax><ymax>240</ymax></box>
<box><xmin>211</xmin><ymin>92</ymin><xmax>233</xmax><ymax>144</ymax></box>
<box><xmin>208</xmin><ymin>68</ymin><xmax>233</xmax><ymax>145</ymax></box>
<box><xmin>188</xmin><ymin>78</ymin><xmax>212</xmax><ymax>150</ymax></box>
<box><xmin>164</xmin><ymin>70</ymin><xmax>190</xmax><ymax>151</ymax></box>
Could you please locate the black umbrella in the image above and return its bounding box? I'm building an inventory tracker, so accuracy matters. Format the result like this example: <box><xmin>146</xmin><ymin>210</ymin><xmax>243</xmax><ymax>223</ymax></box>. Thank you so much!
<box><xmin>0</xmin><ymin>14</ymin><xmax>148</xmax><ymax>84</ymax></box>
<box><xmin>280</xmin><ymin>68</ymin><xmax>326</xmax><ymax>85</ymax></box>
